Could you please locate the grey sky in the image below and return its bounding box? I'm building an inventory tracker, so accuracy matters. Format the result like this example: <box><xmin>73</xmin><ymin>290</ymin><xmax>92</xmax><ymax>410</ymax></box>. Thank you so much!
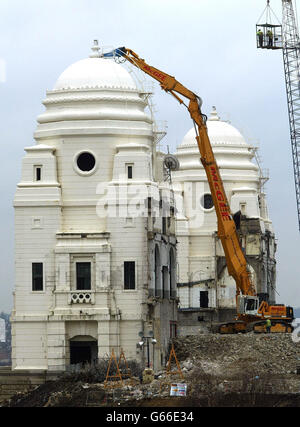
<box><xmin>0</xmin><ymin>0</ymin><xmax>299</xmax><ymax>312</ymax></box>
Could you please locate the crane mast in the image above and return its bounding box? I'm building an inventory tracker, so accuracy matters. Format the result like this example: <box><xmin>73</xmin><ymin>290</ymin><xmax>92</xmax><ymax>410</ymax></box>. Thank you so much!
<box><xmin>282</xmin><ymin>0</ymin><xmax>300</xmax><ymax>231</ymax></box>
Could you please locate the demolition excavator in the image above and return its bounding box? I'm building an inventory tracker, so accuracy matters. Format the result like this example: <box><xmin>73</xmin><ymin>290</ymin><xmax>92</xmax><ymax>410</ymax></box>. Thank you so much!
<box><xmin>104</xmin><ymin>47</ymin><xmax>294</xmax><ymax>333</ymax></box>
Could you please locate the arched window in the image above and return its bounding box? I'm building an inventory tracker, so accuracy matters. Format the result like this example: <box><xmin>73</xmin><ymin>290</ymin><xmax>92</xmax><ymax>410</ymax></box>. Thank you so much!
<box><xmin>155</xmin><ymin>246</ymin><xmax>161</xmax><ymax>297</ymax></box>
<box><xmin>169</xmin><ymin>248</ymin><xmax>176</xmax><ymax>299</ymax></box>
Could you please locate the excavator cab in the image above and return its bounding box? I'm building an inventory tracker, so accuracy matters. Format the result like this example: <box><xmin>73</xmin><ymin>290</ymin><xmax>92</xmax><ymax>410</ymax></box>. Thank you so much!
<box><xmin>237</xmin><ymin>295</ymin><xmax>259</xmax><ymax>316</ymax></box>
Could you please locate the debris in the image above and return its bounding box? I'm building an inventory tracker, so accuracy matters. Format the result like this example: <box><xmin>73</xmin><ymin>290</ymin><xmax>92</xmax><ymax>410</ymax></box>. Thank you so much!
<box><xmin>1</xmin><ymin>334</ymin><xmax>300</xmax><ymax>407</ymax></box>
<box><xmin>172</xmin><ymin>334</ymin><xmax>300</xmax><ymax>377</ymax></box>
<box><xmin>142</xmin><ymin>369</ymin><xmax>154</xmax><ymax>384</ymax></box>
<box><xmin>182</xmin><ymin>360</ymin><xmax>194</xmax><ymax>371</ymax></box>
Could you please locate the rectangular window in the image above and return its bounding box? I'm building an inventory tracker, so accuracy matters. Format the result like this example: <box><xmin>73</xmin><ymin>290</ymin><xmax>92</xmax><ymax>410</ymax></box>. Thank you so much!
<box><xmin>124</xmin><ymin>261</ymin><xmax>135</xmax><ymax>290</ymax></box>
<box><xmin>36</xmin><ymin>168</ymin><xmax>41</xmax><ymax>181</ymax></box>
<box><xmin>32</xmin><ymin>263</ymin><xmax>43</xmax><ymax>291</ymax></box>
<box><xmin>128</xmin><ymin>166</ymin><xmax>133</xmax><ymax>179</ymax></box>
<box><xmin>76</xmin><ymin>262</ymin><xmax>91</xmax><ymax>290</ymax></box>
<box><xmin>240</xmin><ymin>203</ymin><xmax>246</xmax><ymax>215</ymax></box>
<box><xmin>126</xmin><ymin>164</ymin><xmax>133</xmax><ymax>179</ymax></box>
<box><xmin>34</xmin><ymin>166</ymin><xmax>42</xmax><ymax>182</ymax></box>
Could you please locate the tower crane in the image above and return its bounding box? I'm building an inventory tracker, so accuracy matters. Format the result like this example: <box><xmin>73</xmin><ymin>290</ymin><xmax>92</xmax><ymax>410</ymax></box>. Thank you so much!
<box><xmin>257</xmin><ymin>0</ymin><xmax>300</xmax><ymax>231</ymax></box>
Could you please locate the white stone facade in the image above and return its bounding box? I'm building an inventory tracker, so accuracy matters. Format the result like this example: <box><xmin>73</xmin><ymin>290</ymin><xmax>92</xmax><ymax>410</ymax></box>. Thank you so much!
<box><xmin>12</xmin><ymin>44</ymin><xmax>177</xmax><ymax>371</ymax></box>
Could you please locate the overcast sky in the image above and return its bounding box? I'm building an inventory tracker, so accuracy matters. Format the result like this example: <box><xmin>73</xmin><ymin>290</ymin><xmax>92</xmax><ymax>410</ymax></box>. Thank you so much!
<box><xmin>0</xmin><ymin>0</ymin><xmax>299</xmax><ymax>312</ymax></box>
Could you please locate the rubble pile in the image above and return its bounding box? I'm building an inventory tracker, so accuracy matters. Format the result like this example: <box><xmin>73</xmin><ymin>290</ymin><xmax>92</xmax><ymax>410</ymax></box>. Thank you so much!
<box><xmin>2</xmin><ymin>377</ymin><xmax>177</xmax><ymax>407</ymax></box>
<box><xmin>173</xmin><ymin>333</ymin><xmax>300</xmax><ymax>376</ymax></box>
<box><xmin>2</xmin><ymin>333</ymin><xmax>300</xmax><ymax>407</ymax></box>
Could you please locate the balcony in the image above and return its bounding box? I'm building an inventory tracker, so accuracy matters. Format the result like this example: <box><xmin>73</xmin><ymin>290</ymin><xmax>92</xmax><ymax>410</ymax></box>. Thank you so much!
<box><xmin>68</xmin><ymin>291</ymin><xmax>95</xmax><ymax>305</ymax></box>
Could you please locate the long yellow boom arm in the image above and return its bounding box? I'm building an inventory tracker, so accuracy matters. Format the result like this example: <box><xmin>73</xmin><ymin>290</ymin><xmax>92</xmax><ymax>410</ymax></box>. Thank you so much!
<box><xmin>117</xmin><ymin>47</ymin><xmax>256</xmax><ymax>298</ymax></box>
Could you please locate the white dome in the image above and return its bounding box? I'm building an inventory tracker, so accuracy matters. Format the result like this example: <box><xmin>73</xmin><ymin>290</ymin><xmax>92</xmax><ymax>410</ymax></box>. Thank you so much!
<box><xmin>53</xmin><ymin>57</ymin><xmax>137</xmax><ymax>91</ymax></box>
<box><xmin>174</xmin><ymin>107</ymin><xmax>258</xmax><ymax>177</ymax></box>
<box><xmin>180</xmin><ymin>107</ymin><xmax>246</xmax><ymax>147</ymax></box>
<box><xmin>35</xmin><ymin>43</ymin><xmax>152</xmax><ymax>139</ymax></box>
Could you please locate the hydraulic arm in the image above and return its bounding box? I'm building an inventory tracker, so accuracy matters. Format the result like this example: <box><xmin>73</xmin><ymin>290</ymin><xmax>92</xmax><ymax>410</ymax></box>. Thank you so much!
<box><xmin>113</xmin><ymin>47</ymin><xmax>256</xmax><ymax>300</ymax></box>
<box><xmin>106</xmin><ymin>47</ymin><xmax>293</xmax><ymax>332</ymax></box>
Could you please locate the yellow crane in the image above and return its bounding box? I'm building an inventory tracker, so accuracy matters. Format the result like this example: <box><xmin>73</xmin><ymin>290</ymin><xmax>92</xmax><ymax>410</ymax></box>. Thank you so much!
<box><xmin>104</xmin><ymin>47</ymin><xmax>294</xmax><ymax>333</ymax></box>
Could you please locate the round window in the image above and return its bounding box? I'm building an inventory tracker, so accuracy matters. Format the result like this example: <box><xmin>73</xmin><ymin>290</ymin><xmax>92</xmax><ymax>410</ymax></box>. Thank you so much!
<box><xmin>201</xmin><ymin>193</ymin><xmax>214</xmax><ymax>210</ymax></box>
<box><xmin>76</xmin><ymin>152</ymin><xmax>96</xmax><ymax>172</ymax></box>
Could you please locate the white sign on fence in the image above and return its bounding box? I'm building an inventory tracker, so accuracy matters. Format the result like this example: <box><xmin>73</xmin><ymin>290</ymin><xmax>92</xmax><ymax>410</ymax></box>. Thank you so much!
<box><xmin>170</xmin><ymin>383</ymin><xmax>187</xmax><ymax>397</ymax></box>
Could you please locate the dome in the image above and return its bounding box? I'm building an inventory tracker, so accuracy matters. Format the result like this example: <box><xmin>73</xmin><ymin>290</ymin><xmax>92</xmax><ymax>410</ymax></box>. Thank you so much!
<box><xmin>35</xmin><ymin>41</ymin><xmax>152</xmax><ymax>141</ymax></box>
<box><xmin>180</xmin><ymin>107</ymin><xmax>247</xmax><ymax>148</ymax></box>
<box><xmin>174</xmin><ymin>107</ymin><xmax>258</xmax><ymax>176</ymax></box>
<box><xmin>53</xmin><ymin>55</ymin><xmax>137</xmax><ymax>91</ymax></box>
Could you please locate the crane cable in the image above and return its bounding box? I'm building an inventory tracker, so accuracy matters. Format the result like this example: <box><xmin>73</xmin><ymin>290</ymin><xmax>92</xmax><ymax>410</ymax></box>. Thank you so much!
<box><xmin>257</xmin><ymin>2</ymin><xmax>270</xmax><ymax>24</ymax></box>
<box><xmin>256</xmin><ymin>0</ymin><xmax>281</xmax><ymax>25</ymax></box>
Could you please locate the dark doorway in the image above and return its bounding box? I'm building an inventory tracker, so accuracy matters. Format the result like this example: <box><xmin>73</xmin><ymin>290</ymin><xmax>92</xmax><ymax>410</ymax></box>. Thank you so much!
<box><xmin>200</xmin><ymin>291</ymin><xmax>209</xmax><ymax>308</ymax></box>
<box><xmin>70</xmin><ymin>341</ymin><xmax>98</xmax><ymax>366</ymax></box>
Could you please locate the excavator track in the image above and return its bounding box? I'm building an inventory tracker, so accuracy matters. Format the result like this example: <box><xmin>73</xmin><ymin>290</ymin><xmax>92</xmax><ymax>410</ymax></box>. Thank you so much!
<box><xmin>214</xmin><ymin>320</ymin><xmax>293</xmax><ymax>334</ymax></box>
<box><xmin>217</xmin><ymin>322</ymin><xmax>247</xmax><ymax>334</ymax></box>
<box><xmin>252</xmin><ymin>320</ymin><xmax>294</xmax><ymax>334</ymax></box>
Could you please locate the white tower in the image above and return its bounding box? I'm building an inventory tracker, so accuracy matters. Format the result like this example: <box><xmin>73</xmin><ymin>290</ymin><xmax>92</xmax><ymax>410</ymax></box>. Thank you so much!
<box><xmin>12</xmin><ymin>42</ymin><xmax>177</xmax><ymax>371</ymax></box>
<box><xmin>172</xmin><ymin>108</ymin><xmax>276</xmax><ymax>334</ymax></box>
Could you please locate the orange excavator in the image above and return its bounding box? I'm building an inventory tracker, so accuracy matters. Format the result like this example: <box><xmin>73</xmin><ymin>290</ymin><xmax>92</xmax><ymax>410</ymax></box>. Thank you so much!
<box><xmin>105</xmin><ymin>47</ymin><xmax>294</xmax><ymax>333</ymax></box>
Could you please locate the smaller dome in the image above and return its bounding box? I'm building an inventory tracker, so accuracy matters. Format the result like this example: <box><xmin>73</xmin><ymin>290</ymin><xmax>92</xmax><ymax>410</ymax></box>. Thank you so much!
<box><xmin>53</xmin><ymin>57</ymin><xmax>137</xmax><ymax>91</ymax></box>
<box><xmin>174</xmin><ymin>106</ymin><xmax>258</xmax><ymax>176</ymax></box>
<box><xmin>180</xmin><ymin>107</ymin><xmax>247</xmax><ymax>148</ymax></box>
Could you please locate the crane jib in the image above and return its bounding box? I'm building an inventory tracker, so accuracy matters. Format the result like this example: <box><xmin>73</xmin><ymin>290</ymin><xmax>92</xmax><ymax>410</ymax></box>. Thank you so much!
<box><xmin>210</xmin><ymin>166</ymin><xmax>232</xmax><ymax>222</ymax></box>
